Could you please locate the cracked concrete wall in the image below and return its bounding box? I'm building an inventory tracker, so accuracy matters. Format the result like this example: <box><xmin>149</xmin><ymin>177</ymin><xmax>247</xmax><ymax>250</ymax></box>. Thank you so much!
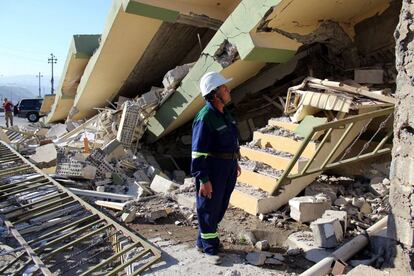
<box><xmin>389</xmin><ymin>0</ymin><xmax>414</xmax><ymax>271</ymax></box>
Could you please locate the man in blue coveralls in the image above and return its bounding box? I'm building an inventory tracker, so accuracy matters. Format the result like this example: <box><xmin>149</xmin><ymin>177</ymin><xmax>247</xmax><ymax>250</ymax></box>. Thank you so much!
<box><xmin>191</xmin><ymin>72</ymin><xmax>241</xmax><ymax>264</ymax></box>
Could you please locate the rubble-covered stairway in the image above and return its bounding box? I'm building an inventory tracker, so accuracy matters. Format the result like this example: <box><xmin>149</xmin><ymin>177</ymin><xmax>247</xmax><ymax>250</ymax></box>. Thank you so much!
<box><xmin>230</xmin><ymin>108</ymin><xmax>394</xmax><ymax>215</ymax></box>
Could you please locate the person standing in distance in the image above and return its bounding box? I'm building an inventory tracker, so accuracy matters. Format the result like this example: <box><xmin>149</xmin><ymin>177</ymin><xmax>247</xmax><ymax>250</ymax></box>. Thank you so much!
<box><xmin>3</xmin><ymin>98</ymin><xmax>13</xmax><ymax>128</ymax></box>
<box><xmin>191</xmin><ymin>72</ymin><xmax>241</xmax><ymax>264</ymax></box>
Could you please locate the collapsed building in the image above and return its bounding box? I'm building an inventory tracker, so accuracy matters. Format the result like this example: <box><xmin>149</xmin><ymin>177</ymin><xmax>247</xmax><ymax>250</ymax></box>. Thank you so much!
<box><xmin>0</xmin><ymin>0</ymin><xmax>411</xmax><ymax>275</ymax></box>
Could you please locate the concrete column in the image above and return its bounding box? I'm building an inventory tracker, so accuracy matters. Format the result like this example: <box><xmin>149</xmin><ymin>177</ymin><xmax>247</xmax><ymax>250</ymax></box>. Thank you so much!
<box><xmin>390</xmin><ymin>0</ymin><xmax>414</xmax><ymax>271</ymax></box>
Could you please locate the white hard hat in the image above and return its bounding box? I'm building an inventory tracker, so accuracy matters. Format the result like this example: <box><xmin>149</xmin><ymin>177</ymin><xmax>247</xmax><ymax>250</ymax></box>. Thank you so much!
<box><xmin>199</xmin><ymin>72</ymin><xmax>232</xmax><ymax>97</ymax></box>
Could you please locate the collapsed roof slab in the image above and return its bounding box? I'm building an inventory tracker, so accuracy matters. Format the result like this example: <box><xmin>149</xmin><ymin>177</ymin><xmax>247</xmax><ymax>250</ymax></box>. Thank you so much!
<box><xmin>146</xmin><ymin>0</ymin><xmax>391</xmax><ymax>142</ymax></box>
<box><xmin>72</xmin><ymin>0</ymin><xmax>240</xmax><ymax>120</ymax></box>
<box><xmin>46</xmin><ymin>35</ymin><xmax>100</xmax><ymax>123</ymax></box>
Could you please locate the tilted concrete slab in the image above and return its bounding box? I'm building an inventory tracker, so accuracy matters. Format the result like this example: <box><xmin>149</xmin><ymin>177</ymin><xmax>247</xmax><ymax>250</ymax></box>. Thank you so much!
<box><xmin>40</xmin><ymin>95</ymin><xmax>56</xmax><ymax>116</ymax></box>
<box><xmin>72</xmin><ymin>0</ymin><xmax>240</xmax><ymax>120</ymax></box>
<box><xmin>146</xmin><ymin>0</ymin><xmax>390</xmax><ymax>142</ymax></box>
<box><xmin>46</xmin><ymin>35</ymin><xmax>101</xmax><ymax>123</ymax></box>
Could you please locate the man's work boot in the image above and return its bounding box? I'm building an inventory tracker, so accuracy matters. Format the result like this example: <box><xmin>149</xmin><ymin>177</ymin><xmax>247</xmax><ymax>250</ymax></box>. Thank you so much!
<box><xmin>196</xmin><ymin>243</ymin><xmax>225</xmax><ymax>253</ymax></box>
<box><xmin>205</xmin><ymin>254</ymin><xmax>221</xmax><ymax>265</ymax></box>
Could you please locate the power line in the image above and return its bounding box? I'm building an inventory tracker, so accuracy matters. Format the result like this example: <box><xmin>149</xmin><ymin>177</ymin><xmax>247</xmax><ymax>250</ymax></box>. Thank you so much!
<box><xmin>36</xmin><ymin>72</ymin><xmax>43</xmax><ymax>98</ymax></box>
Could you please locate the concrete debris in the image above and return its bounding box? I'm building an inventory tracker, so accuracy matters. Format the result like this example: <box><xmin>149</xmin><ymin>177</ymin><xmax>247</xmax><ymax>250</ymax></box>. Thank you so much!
<box><xmin>346</xmin><ymin>264</ymin><xmax>389</xmax><ymax>276</ymax></box>
<box><xmin>150</xmin><ymin>175</ymin><xmax>180</xmax><ymax>194</ymax></box>
<box><xmin>305</xmin><ymin>182</ymin><xmax>338</xmax><ymax>203</ymax></box>
<box><xmin>285</xmin><ymin>231</ymin><xmax>332</xmax><ymax>263</ymax></box>
<box><xmin>255</xmin><ymin>240</ymin><xmax>270</xmax><ymax>251</ymax></box>
<box><xmin>289</xmin><ymin>195</ymin><xmax>331</xmax><ymax>223</ymax></box>
<box><xmin>46</xmin><ymin>123</ymin><xmax>68</xmax><ymax>139</ymax></box>
<box><xmin>29</xmin><ymin>143</ymin><xmax>57</xmax><ymax>168</ymax></box>
<box><xmin>310</xmin><ymin>217</ymin><xmax>344</xmax><ymax>248</ymax></box>
<box><xmin>245</xmin><ymin>252</ymin><xmax>267</xmax><ymax>266</ymax></box>
<box><xmin>322</xmin><ymin>210</ymin><xmax>348</xmax><ymax>232</ymax></box>
<box><xmin>121</xmin><ymin>207</ymin><xmax>137</xmax><ymax>223</ymax></box>
<box><xmin>240</xmin><ymin>231</ymin><xmax>257</xmax><ymax>246</ymax></box>
<box><xmin>162</xmin><ymin>63</ymin><xmax>194</xmax><ymax>90</ymax></box>
<box><xmin>145</xmin><ymin>209</ymin><xmax>168</xmax><ymax>222</ymax></box>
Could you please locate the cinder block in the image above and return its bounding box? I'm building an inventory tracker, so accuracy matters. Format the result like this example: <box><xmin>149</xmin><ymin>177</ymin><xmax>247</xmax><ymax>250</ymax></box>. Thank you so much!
<box><xmin>322</xmin><ymin>210</ymin><xmax>347</xmax><ymax>232</ymax></box>
<box><xmin>289</xmin><ymin>196</ymin><xmax>331</xmax><ymax>223</ymax></box>
<box><xmin>150</xmin><ymin>175</ymin><xmax>179</xmax><ymax>194</ymax></box>
<box><xmin>175</xmin><ymin>193</ymin><xmax>196</xmax><ymax>210</ymax></box>
<box><xmin>310</xmin><ymin>217</ymin><xmax>343</xmax><ymax>248</ymax></box>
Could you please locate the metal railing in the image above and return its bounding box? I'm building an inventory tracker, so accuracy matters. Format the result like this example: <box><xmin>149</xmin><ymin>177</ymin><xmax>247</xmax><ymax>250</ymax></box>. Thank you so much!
<box><xmin>270</xmin><ymin>107</ymin><xmax>394</xmax><ymax>196</ymax></box>
<box><xmin>0</xmin><ymin>140</ymin><xmax>161</xmax><ymax>275</ymax></box>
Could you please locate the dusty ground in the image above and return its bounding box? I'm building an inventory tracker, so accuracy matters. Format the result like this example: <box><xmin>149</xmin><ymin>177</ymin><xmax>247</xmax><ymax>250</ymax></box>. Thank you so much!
<box><xmin>122</xmin><ymin>202</ymin><xmax>313</xmax><ymax>275</ymax></box>
<box><xmin>0</xmin><ymin>113</ymin><xmax>31</xmax><ymax>128</ymax></box>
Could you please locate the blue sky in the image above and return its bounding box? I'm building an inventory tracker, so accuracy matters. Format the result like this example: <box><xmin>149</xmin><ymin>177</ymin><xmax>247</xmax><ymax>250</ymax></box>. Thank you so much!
<box><xmin>0</xmin><ymin>0</ymin><xmax>112</xmax><ymax>77</ymax></box>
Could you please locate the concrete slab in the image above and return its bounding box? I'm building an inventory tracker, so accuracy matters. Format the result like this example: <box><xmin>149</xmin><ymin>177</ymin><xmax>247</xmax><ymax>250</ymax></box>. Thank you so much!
<box><xmin>253</xmin><ymin>131</ymin><xmax>317</xmax><ymax>158</ymax></box>
<box><xmin>289</xmin><ymin>196</ymin><xmax>331</xmax><ymax>223</ymax></box>
<box><xmin>150</xmin><ymin>175</ymin><xmax>180</xmax><ymax>194</ymax></box>
<box><xmin>240</xmin><ymin>146</ymin><xmax>305</xmax><ymax>173</ymax></box>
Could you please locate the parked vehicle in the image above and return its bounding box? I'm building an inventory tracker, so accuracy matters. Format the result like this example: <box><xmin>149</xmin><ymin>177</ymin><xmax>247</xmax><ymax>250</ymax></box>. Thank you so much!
<box><xmin>14</xmin><ymin>98</ymin><xmax>43</xmax><ymax>122</ymax></box>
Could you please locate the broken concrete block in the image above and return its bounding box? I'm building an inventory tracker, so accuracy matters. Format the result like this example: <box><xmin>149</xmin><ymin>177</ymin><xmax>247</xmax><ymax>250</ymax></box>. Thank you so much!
<box><xmin>177</xmin><ymin>178</ymin><xmax>195</xmax><ymax>193</ymax></box>
<box><xmin>322</xmin><ymin>210</ymin><xmax>347</xmax><ymax>232</ymax></box>
<box><xmin>175</xmin><ymin>193</ymin><xmax>196</xmax><ymax>210</ymax></box>
<box><xmin>136</xmin><ymin>88</ymin><xmax>160</xmax><ymax>110</ymax></box>
<box><xmin>162</xmin><ymin>63</ymin><xmax>193</xmax><ymax>90</ymax></box>
<box><xmin>116</xmin><ymin>102</ymin><xmax>140</xmax><ymax>148</ymax></box>
<box><xmin>351</xmin><ymin>197</ymin><xmax>365</xmax><ymax>208</ymax></box>
<box><xmin>305</xmin><ymin>182</ymin><xmax>338</xmax><ymax>202</ymax></box>
<box><xmin>255</xmin><ymin>240</ymin><xmax>270</xmax><ymax>251</ymax></box>
<box><xmin>146</xmin><ymin>209</ymin><xmax>167</xmax><ymax>222</ymax></box>
<box><xmin>29</xmin><ymin>144</ymin><xmax>57</xmax><ymax>168</ymax></box>
<box><xmin>246</xmin><ymin>252</ymin><xmax>267</xmax><ymax>266</ymax></box>
<box><xmin>289</xmin><ymin>196</ymin><xmax>331</xmax><ymax>223</ymax></box>
<box><xmin>150</xmin><ymin>175</ymin><xmax>179</xmax><ymax>194</ymax></box>
<box><xmin>102</xmin><ymin>139</ymin><xmax>125</xmax><ymax>161</ymax></box>
<box><xmin>285</xmin><ymin>231</ymin><xmax>332</xmax><ymax>263</ymax></box>
<box><xmin>310</xmin><ymin>217</ymin><xmax>344</xmax><ymax>248</ymax></box>
<box><xmin>370</xmin><ymin>177</ymin><xmax>389</xmax><ymax>196</ymax></box>
<box><xmin>46</xmin><ymin>124</ymin><xmax>67</xmax><ymax>139</ymax></box>
<box><xmin>86</xmin><ymin>149</ymin><xmax>113</xmax><ymax>178</ymax></box>
<box><xmin>56</xmin><ymin>162</ymin><xmax>96</xmax><ymax>180</ymax></box>
<box><xmin>354</xmin><ymin>69</ymin><xmax>384</xmax><ymax>84</ymax></box>
<box><xmin>121</xmin><ymin>207</ymin><xmax>137</xmax><ymax>223</ymax></box>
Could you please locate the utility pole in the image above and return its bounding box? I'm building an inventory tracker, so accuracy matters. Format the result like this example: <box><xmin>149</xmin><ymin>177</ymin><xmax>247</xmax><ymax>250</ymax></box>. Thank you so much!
<box><xmin>36</xmin><ymin>72</ymin><xmax>43</xmax><ymax>98</ymax></box>
<box><xmin>48</xmin><ymin>53</ymin><xmax>57</xmax><ymax>95</ymax></box>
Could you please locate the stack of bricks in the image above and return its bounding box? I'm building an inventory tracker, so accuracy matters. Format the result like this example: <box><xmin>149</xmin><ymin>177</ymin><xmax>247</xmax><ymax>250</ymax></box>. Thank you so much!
<box><xmin>116</xmin><ymin>102</ymin><xmax>140</xmax><ymax>148</ymax></box>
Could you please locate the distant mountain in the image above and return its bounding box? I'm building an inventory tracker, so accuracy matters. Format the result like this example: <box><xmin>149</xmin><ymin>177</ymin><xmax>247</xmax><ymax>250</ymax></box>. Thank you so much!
<box><xmin>0</xmin><ymin>86</ymin><xmax>37</xmax><ymax>103</ymax></box>
<box><xmin>0</xmin><ymin>75</ymin><xmax>60</xmax><ymax>103</ymax></box>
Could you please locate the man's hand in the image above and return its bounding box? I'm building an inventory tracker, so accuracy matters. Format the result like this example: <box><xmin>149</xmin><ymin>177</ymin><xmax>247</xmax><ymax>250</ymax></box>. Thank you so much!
<box><xmin>199</xmin><ymin>181</ymin><xmax>213</xmax><ymax>199</ymax></box>
<box><xmin>237</xmin><ymin>163</ymin><xmax>241</xmax><ymax>177</ymax></box>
